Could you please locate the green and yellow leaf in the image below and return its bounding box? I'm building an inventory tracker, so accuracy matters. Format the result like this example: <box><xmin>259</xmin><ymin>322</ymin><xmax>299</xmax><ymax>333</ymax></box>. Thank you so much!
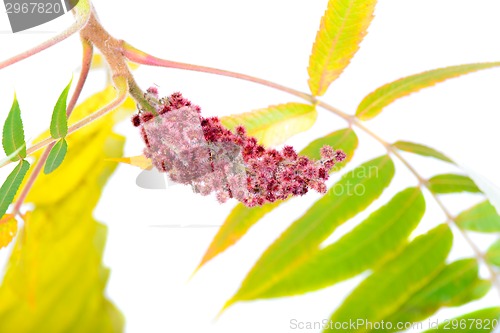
<box><xmin>224</xmin><ymin>155</ymin><xmax>394</xmax><ymax>307</ymax></box>
<box><xmin>486</xmin><ymin>240</ymin><xmax>500</xmax><ymax>268</ymax></box>
<box><xmin>456</xmin><ymin>201</ymin><xmax>500</xmax><ymax>233</ymax></box>
<box><xmin>379</xmin><ymin>259</ymin><xmax>483</xmax><ymax>332</ymax></box>
<box><xmin>325</xmin><ymin>224</ymin><xmax>453</xmax><ymax>332</ymax></box>
<box><xmin>308</xmin><ymin>0</ymin><xmax>377</xmax><ymax>96</ymax></box>
<box><xmin>221</xmin><ymin>103</ymin><xmax>317</xmax><ymax>147</ymax></box>
<box><xmin>356</xmin><ymin>62</ymin><xmax>500</xmax><ymax>120</ymax></box>
<box><xmin>393</xmin><ymin>141</ymin><xmax>454</xmax><ymax>164</ymax></box>
<box><xmin>249</xmin><ymin>187</ymin><xmax>425</xmax><ymax>299</ymax></box>
<box><xmin>428</xmin><ymin>174</ymin><xmax>481</xmax><ymax>194</ymax></box>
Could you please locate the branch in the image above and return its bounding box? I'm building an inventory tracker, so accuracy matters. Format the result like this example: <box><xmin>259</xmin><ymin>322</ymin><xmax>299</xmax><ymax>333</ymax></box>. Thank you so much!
<box><xmin>0</xmin><ymin>0</ymin><xmax>91</xmax><ymax>70</ymax></box>
<box><xmin>117</xmin><ymin>47</ymin><xmax>500</xmax><ymax>297</ymax></box>
<box><xmin>121</xmin><ymin>42</ymin><xmax>316</xmax><ymax>103</ymax></box>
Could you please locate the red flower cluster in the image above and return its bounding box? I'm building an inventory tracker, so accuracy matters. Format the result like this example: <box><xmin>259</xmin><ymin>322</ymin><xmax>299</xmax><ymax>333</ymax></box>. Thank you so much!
<box><xmin>133</xmin><ymin>89</ymin><xmax>346</xmax><ymax>207</ymax></box>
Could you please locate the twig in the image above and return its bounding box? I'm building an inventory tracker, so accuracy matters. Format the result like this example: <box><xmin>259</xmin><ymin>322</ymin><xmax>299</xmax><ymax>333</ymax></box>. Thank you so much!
<box><xmin>0</xmin><ymin>0</ymin><xmax>91</xmax><ymax>70</ymax></box>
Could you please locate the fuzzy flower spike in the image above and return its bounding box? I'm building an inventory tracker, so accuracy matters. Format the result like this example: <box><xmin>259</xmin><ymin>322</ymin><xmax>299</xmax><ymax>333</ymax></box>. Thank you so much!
<box><xmin>133</xmin><ymin>89</ymin><xmax>346</xmax><ymax>207</ymax></box>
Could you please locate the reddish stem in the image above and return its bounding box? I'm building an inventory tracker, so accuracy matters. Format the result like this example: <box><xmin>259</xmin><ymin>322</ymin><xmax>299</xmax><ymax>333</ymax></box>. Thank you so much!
<box><xmin>67</xmin><ymin>39</ymin><xmax>93</xmax><ymax>117</ymax></box>
<box><xmin>0</xmin><ymin>4</ymin><xmax>90</xmax><ymax>70</ymax></box>
<box><xmin>121</xmin><ymin>42</ymin><xmax>315</xmax><ymax>104</ymax></box>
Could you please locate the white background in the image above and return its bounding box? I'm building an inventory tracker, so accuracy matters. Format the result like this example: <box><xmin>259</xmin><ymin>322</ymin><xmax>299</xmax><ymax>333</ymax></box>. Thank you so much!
<box><xmin>1</xmin><ymin>0</ymin><xmax>500</xmax><ymax>332</ymax></box>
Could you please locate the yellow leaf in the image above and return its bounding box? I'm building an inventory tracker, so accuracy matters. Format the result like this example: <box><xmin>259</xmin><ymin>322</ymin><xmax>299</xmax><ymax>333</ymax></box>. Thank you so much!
<box><xmin>91</xmin><ymin>53</ymin><xmax>104</xmax><ymax>69</ymax></box>
<box><xmin>308</xmin><ymin>0</ymin><xmax>377</xmax><ymax>96</ymax></box>
<box><xmin>108</xmin><ymin>155</ymin><xmax>152</xmax><ymax>170</ymax></box>
<box><xmin>0</xmin><ymin>214</ymin><xmax>17</xmax><ymax>249</ymax></box>
<box><xmin>356</xmin><ymin>62</ymin><xmax>500</xmax><ymax>120</ymax></box>
<box><xmin>0</xmin><ymin>132</ymin><xmax>125</xmax><ymax>332</ymax></box>
<box><xmin>221</xmin><ymin>103</ymin><xmax>317</xmax><ymax>147</ymax></box>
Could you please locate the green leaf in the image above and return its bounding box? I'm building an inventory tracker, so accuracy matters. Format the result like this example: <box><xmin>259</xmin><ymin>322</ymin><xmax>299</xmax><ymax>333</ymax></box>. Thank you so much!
<box><xmin>250</xmin><ymin>187</ymin><xmax>425</xmax><ymax>299</ymax></box>
<box><xmin>307</xmin><ymin>0</ymin><xmax>377</xmax><ymax>96</ymax></box>
<box><xmin>220</xmin><ymin>103</ymin><xmax>317</xmax><ymax>147</ymax></box>
<box><xmin>356</xmin><ymin>62</ymin><xmax>500</xmax><ymax>120</ymax></box>
<box><xmin>44</xmin><ymin>139</ymin><xmax>68</xmax><ymax>174</ymax></box>
<box><xmin>422</xmin><ymin>307</ymin><xmax>500</xmax><ymax>333</ymax></box>
<box><xmin>486</xmin><ymin>240</ymin><xmax>500</xmax><ymax>268</ymax></box>
<box><xmin>50</xmin><ymin>78</ymin><xmax>72</xmax><ymax>139</ymax></box>
<box><xmin>448</xmin><ymin>279</ymin><xmax>491</xmax><ymax>307</ymax></box>
<box><xmin>325</xmin><ymin>224</ymin><xmax>453</xmax><ymax>333</ymax></box>
<box><xmin>456</xmin><ymin>201</ymin><xmax>500</xmax><ymax>232</ymax></box>
<box><xmin>2</xmin><ymin>95</ymin><xmax>26</xmax><ymax>161</ymax></box>
<box><xmin>196</xmin><ymin>128</ymin><xmax>359</xmax><ymax>269</ymax></box>
<box><xmin>459</xmin><ymin>165</ymin><xmax>500</xmax><ymax>224</ymax></box>
<box><xmin>393</xmin><ymin>141</ymin><xmax>454</xmax><ymax>164</ymax></box>
<box><xmin>379</xmin><ymin>259</ymin><xmax>481</xmax><ymax>332</ymax></box>
<box><xmin>0</xmin><ymin>159</ymin><xmax>30</xmax><ymax>219</ymax></box>
<box><xmin>428</xmin><ymin>174</ymin><xmax>481</xmax><ymax>194</ymax></box>
<box><xmin>224</xmin><ymin>155</ymin><xmax>395</xmax><ymax>307</ymax></box>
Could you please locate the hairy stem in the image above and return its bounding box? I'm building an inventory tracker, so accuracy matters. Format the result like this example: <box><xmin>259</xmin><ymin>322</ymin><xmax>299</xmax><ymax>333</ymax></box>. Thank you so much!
<box><xmin>0</xmin><ymin>0</ymin><xmax>91</xmax><ymax>70</ymax></box>
<box><xmin>121</xmin><ymin>42</ymin><xmax>316</xmax><ymax>104</ymax></box>
<box><xmin>11</xmin><ymin>143</ymin><xmax>52</xmax><ymax>216</ymax></box>
<box><xmin>66</xmin><ymin>38</ymin><xmax>93</xmax><ymax>117</ymax></box>
<box><xmin>119</xmin><ymin>47</ymin><xmax>500</xmax><ymax>295</ymax></box>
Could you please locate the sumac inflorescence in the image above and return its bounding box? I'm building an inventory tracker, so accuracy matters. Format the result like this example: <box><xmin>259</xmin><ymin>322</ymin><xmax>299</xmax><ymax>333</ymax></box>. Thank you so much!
<box><xmin>132</xmin><ymin>89</ymin><xmax>346</xmax><ymax>207</ymax></box>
